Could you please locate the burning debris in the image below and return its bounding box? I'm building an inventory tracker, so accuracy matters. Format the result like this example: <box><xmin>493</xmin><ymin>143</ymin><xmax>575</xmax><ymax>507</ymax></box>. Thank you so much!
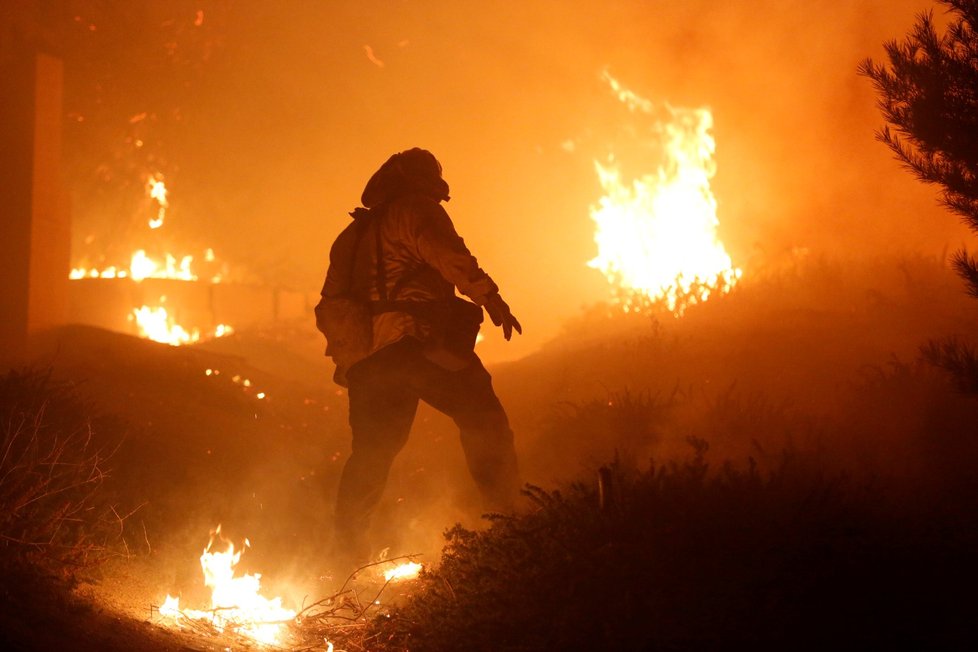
<box><xmin>69</xmin><ymin>171</ymin><xmax>236</xmax><ymax>345</ymax></box>
<box><xmin>69</xmin><ymin>174</ymin><xmax>225</xmax><ymax>283</ymax></box>
<box><xmin>129</xmin><ymin>302</ymin><xmax>234</xmax><ymax>346</ymax></box>
<box><xmin>158</xmin><ymin>526</ymin><xmax>424</xmax><ymax>649</ymax></box>
<box><xmin>160</xmin><ymin>525</ymin><xmax>296</xmax><ymax>645</ymax></box>
<box><xmin>589</xmin><ymin>73</ymin><xmax>742</xmax><ymax>315</ymax></box>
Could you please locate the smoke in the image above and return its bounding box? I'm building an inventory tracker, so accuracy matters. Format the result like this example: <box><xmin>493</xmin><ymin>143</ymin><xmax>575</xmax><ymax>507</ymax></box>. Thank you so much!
<box><xmin>57</xmin><ymin>0</ymin><xmax>960</xmax><ymax>363</ymax></box>
<box><xmin>11</xmin><ymin>2</ymin><xmax>974</xmax><ymax>629</ymax></box>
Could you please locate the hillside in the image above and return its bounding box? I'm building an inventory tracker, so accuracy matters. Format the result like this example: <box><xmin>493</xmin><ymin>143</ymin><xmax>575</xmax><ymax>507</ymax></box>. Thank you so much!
<box><xmin>2</xmin><ymin>254</ymin><xmax>977</xmax><ymax>650</ymax></box>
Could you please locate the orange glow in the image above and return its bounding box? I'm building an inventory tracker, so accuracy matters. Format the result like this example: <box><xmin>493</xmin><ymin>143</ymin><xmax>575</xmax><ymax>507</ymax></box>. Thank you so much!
<box><xmin>70</xmin><ymin>249</ymin><xmax>225</xmax><ymax>283</ymax></box>
<box><xmin>160</xmin><ymin>525</ymin><xmax>296</xmax><ymax>646</ymax></box>
<box><xmin>131</xmin><ymin>250</ymin><xmax>195</xmax><ymax>282</ymax></box>
<box><xmin>589</xmin><ymin>73</ymin><xmax>741</xmax><ymax>315</ymax></box>
<box><xmin>69</xmin><ymin>171</ymin><xmax>226</xmax><ymax>284</ymax></box>
<box><xmin>130</xmin><ymin>305</ymin><xmax>199</xmax><ymax>345</ymax></box>
<box><xmin>130</xmin><ymin>301</ymin><xmax>233</xmax><ymax>346</ymax></box>
<box><xmin>382</xmin><ymin>561</ymin><xmax>422</xmax><ymax>582</ymax></box>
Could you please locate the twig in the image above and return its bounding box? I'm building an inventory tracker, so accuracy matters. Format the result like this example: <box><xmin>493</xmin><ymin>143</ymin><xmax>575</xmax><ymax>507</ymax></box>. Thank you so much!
<box><xmin>335</xmin><ymin>554</ymin><xmax>422</xmax><ymax>597</ymax></box>
<box><xmin>142</xmin><ymin>520</ymin><xmax>152</xmax><ymax>554</ymax></box>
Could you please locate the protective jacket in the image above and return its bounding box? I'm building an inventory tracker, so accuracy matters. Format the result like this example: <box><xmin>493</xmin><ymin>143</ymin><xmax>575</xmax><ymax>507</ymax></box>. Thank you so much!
<box><xmin>316</xmin><ymin>192</ymin><xmax>497</xmax><ymax>382</ymax></box>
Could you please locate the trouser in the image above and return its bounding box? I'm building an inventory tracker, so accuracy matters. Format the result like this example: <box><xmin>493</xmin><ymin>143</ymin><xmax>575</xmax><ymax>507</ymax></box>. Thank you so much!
<box><xmin>333</xmin><ymin>337</ymin><xmax>520</xmax><ymax>551</ymax></box>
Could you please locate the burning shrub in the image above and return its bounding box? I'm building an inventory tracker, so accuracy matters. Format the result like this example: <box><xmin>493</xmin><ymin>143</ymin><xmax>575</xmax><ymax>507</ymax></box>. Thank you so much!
<box><xmin>371</xmin><ymin>442</ymin><xmax>975</xmax><ymax>650</ymax></box>
<box><xmin>0</xmin><ymin>369</ymin><xmax>123</xmax><ymax>575</ymax></box>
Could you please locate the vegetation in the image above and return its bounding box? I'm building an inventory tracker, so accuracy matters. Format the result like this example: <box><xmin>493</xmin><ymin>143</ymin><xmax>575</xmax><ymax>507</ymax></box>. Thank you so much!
<box><xmin>370</xmin><ymin>421</ymin><xmax>976</xmax><ymax>650</ymax></box>
<box><xmin>3</xmin><ymin>257</ymin><xmax>977</xmax><ymax>649</ymax></box>
<box><xmin>860</xmin><ymin>0</ymin><xmax>978</xmax><ymax>386</ymax></box>
<box><xmin>0</xmin><ymin>369</ymin><xmax>123</xmax><ymax>576</ymax></box>
<box><xmin>364</xmin><ymin>341</ymin><xmax>978</xmax><ymax>650</ymax></box>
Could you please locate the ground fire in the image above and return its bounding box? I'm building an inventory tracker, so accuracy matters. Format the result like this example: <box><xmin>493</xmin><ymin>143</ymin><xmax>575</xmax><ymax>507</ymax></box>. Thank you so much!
<box><xmin>160</xmin><ymin>525</ymin><xmax>296</xmax><ymax>646</ymax></box>
<box><xmin>159</xmin><ymin>526</ymin><xmax>424</xmax><ymax>647</ymax></box>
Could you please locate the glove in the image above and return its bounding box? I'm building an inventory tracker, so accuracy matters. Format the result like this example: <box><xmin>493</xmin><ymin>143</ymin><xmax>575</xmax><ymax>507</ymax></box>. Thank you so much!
<box><xmin>484</xmin><ymin>292</ymin><xmax>522</xmax><ymax>341</ymax></box>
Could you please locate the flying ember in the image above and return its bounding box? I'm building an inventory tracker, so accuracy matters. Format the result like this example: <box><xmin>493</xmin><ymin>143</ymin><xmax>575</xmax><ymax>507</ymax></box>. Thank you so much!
<box><xmin>147</xmin><ymin>173</ymin><xmax>168</xmax><ymax>229</ymax></box>
<box><xmin>589</xmin><ymin>72</ymin><xmax>741</xmax><ymax>315</ymax></box>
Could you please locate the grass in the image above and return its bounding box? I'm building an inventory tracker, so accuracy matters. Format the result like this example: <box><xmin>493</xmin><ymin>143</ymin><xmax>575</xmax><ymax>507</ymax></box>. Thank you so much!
<box><xmin>367</xmin><ymin>338</ymin><xmax>978</xmax><ymax>651</ymax></box>
<box><xmin>3</xmin><ymin>253</ymin><xmax>976</xmax><ymax>650</ymax></box>
<box><xmin>369</xmin><ymin>442</ymin><xmax>976</xmax><ymax>650</ymax></box>
<box><xmin>0</xmin><ymin>369</ymin><xmax>124</xmax><ymax>576</ymax></box>
<box><xmin>362</xmin><ymin>255</ymin><xmax>978</xmax><ymax>650</ymax></box>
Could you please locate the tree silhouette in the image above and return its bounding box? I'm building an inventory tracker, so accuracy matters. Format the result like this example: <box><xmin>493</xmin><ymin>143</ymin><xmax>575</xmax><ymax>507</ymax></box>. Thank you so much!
<box><xmin>860</xmin><ymin>0</ymin><xmax>978</xmax><ymax>389</ymax></box>
<box><xmin>860</xmin><ymin>1</ymin><xmax>978</xmax><ymax>290</ymax></box>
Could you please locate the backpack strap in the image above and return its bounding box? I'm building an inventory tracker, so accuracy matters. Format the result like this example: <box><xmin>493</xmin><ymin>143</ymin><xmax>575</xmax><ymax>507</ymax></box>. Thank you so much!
<box><xmin>373</xmin><ymin>208</ymin><xmax>389</xmax><ymax>302</ymax></box>
<box><xmin>347</xmin><ymin>204</ymin><xmax>392</xmax><ymax>303</ymax></box>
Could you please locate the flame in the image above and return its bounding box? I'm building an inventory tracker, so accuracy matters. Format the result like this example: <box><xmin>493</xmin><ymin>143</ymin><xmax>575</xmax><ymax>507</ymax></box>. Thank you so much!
<box><xmin>68</xmin><ymin>171</ymin><xmax>224</xmax><ymax>283</ymax></box>
<box><xmin>131</xmin><ymin>305</ymin><xmax>200</xmax><ymax>346</ymax></box>
<box><xmin>69</xmin><ymin>170</ymin><xmax>234</xmax><ymax>346</ymax></box>
<box><xmin>70</xmin><ymin>249</ymin><xmax>229</xmax><ymax>283</ymax></box>
<box><xmin>161</xmin><ymin>526</ymin><xmax>296</xmax><ymax>646</ymax></box>
<box><xmin>131</xmin><ymin>250</ymin><xmax>196</xmax><ymax>282</ymax></box>
<box><xmin>589</xmin><ymin>73</ymin><xmax>741</xmax><ymax>315</ymax></box>
<box><xmin>382</xmin><ymin>561</ymin><xmax>422</xmax><ymax>582</ymax></box>
<box><xmin>130</xmin><ymin>301</ymin><xmax>233</xmax><ymax>346</ymax></box>
<box><xmin>147</xmin><ymin>174</ymin><xmax>168</xmax><ymax>229</ymax></box>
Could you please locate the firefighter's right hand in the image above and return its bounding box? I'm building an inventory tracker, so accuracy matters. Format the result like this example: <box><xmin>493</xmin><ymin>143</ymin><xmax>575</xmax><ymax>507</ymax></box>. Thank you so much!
<box><xmin>484</xmin><ymin>292</ymin><xmax>522</xmax><ymax>341</ymax></box>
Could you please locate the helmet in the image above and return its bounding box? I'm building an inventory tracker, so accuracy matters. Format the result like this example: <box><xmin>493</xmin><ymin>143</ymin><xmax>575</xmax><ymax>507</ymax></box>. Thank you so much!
<box><xmin>361</xmin><ymin>148</ymin><xmax>450</xmax><ymax>208</ymax></box>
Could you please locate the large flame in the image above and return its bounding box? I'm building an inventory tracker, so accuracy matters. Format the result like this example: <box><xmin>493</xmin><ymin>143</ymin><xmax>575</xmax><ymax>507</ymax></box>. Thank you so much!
<box><xmin>589</xmin><ymin>73</ymin><xmax>741</xmax><ymax>314</ymax></box>
<box><xmin>160</xmin><ymin>526</ymin><xmax>296</xmax><ymax>646</ymax></box>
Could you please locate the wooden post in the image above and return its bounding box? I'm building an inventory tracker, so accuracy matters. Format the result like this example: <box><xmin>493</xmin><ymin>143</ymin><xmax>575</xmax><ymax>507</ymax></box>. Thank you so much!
<box><xmin>0</xmin><ymin>37</ymin><xmax>69</xmax><ymax>361</ymax></box>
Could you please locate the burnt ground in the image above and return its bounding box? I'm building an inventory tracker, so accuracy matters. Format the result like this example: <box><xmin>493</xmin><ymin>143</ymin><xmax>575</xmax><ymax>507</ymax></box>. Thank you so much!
<box><xmin>3</xmin><ymin>255</ymin><xmax>978</xmax><ymax>650</ymax></box>
<box><xmin>3</xmin><ymin>316</ymin><xmax>480</xmax><ymax>652</ymax></box>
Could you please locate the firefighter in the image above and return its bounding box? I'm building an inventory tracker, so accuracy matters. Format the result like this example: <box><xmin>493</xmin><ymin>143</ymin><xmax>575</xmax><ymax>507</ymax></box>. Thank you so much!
<box><xmin>315</xmin><ymin>148</ymin><xmax>522</xmax><ymax>566</ymax></box>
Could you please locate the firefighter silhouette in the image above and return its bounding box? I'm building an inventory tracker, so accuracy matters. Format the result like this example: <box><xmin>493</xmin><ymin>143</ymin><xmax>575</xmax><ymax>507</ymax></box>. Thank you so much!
<box><xmin>316</xmin><ymin>148</ymin><xmax>521</xmax><ymax>564</ymax></box>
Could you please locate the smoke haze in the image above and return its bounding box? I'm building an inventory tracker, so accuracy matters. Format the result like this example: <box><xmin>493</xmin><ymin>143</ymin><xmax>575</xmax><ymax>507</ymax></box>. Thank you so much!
<box><xmin>59</xmin><ymin>0</ymin><xmax>961</xmax><ymax>364</ymax></box>
<box><xmin>7</xmin><ymin>4</ymin><xmax>978</xmax><ymax>645</ymax></box>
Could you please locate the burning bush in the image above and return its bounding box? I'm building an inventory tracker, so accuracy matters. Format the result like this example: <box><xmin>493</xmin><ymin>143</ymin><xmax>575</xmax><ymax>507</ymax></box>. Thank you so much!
<box><xmin>0</xmin><ymin>369</ymin><xmax>124</xmax><ymax>576</ymax></box>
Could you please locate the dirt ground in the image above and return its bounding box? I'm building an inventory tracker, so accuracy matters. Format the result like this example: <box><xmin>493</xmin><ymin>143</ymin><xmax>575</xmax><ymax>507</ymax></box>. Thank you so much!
<box><xmin>6</xmin><ymin>322</ymin><xmax>460</xmax><ymax>651</ymax></box>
